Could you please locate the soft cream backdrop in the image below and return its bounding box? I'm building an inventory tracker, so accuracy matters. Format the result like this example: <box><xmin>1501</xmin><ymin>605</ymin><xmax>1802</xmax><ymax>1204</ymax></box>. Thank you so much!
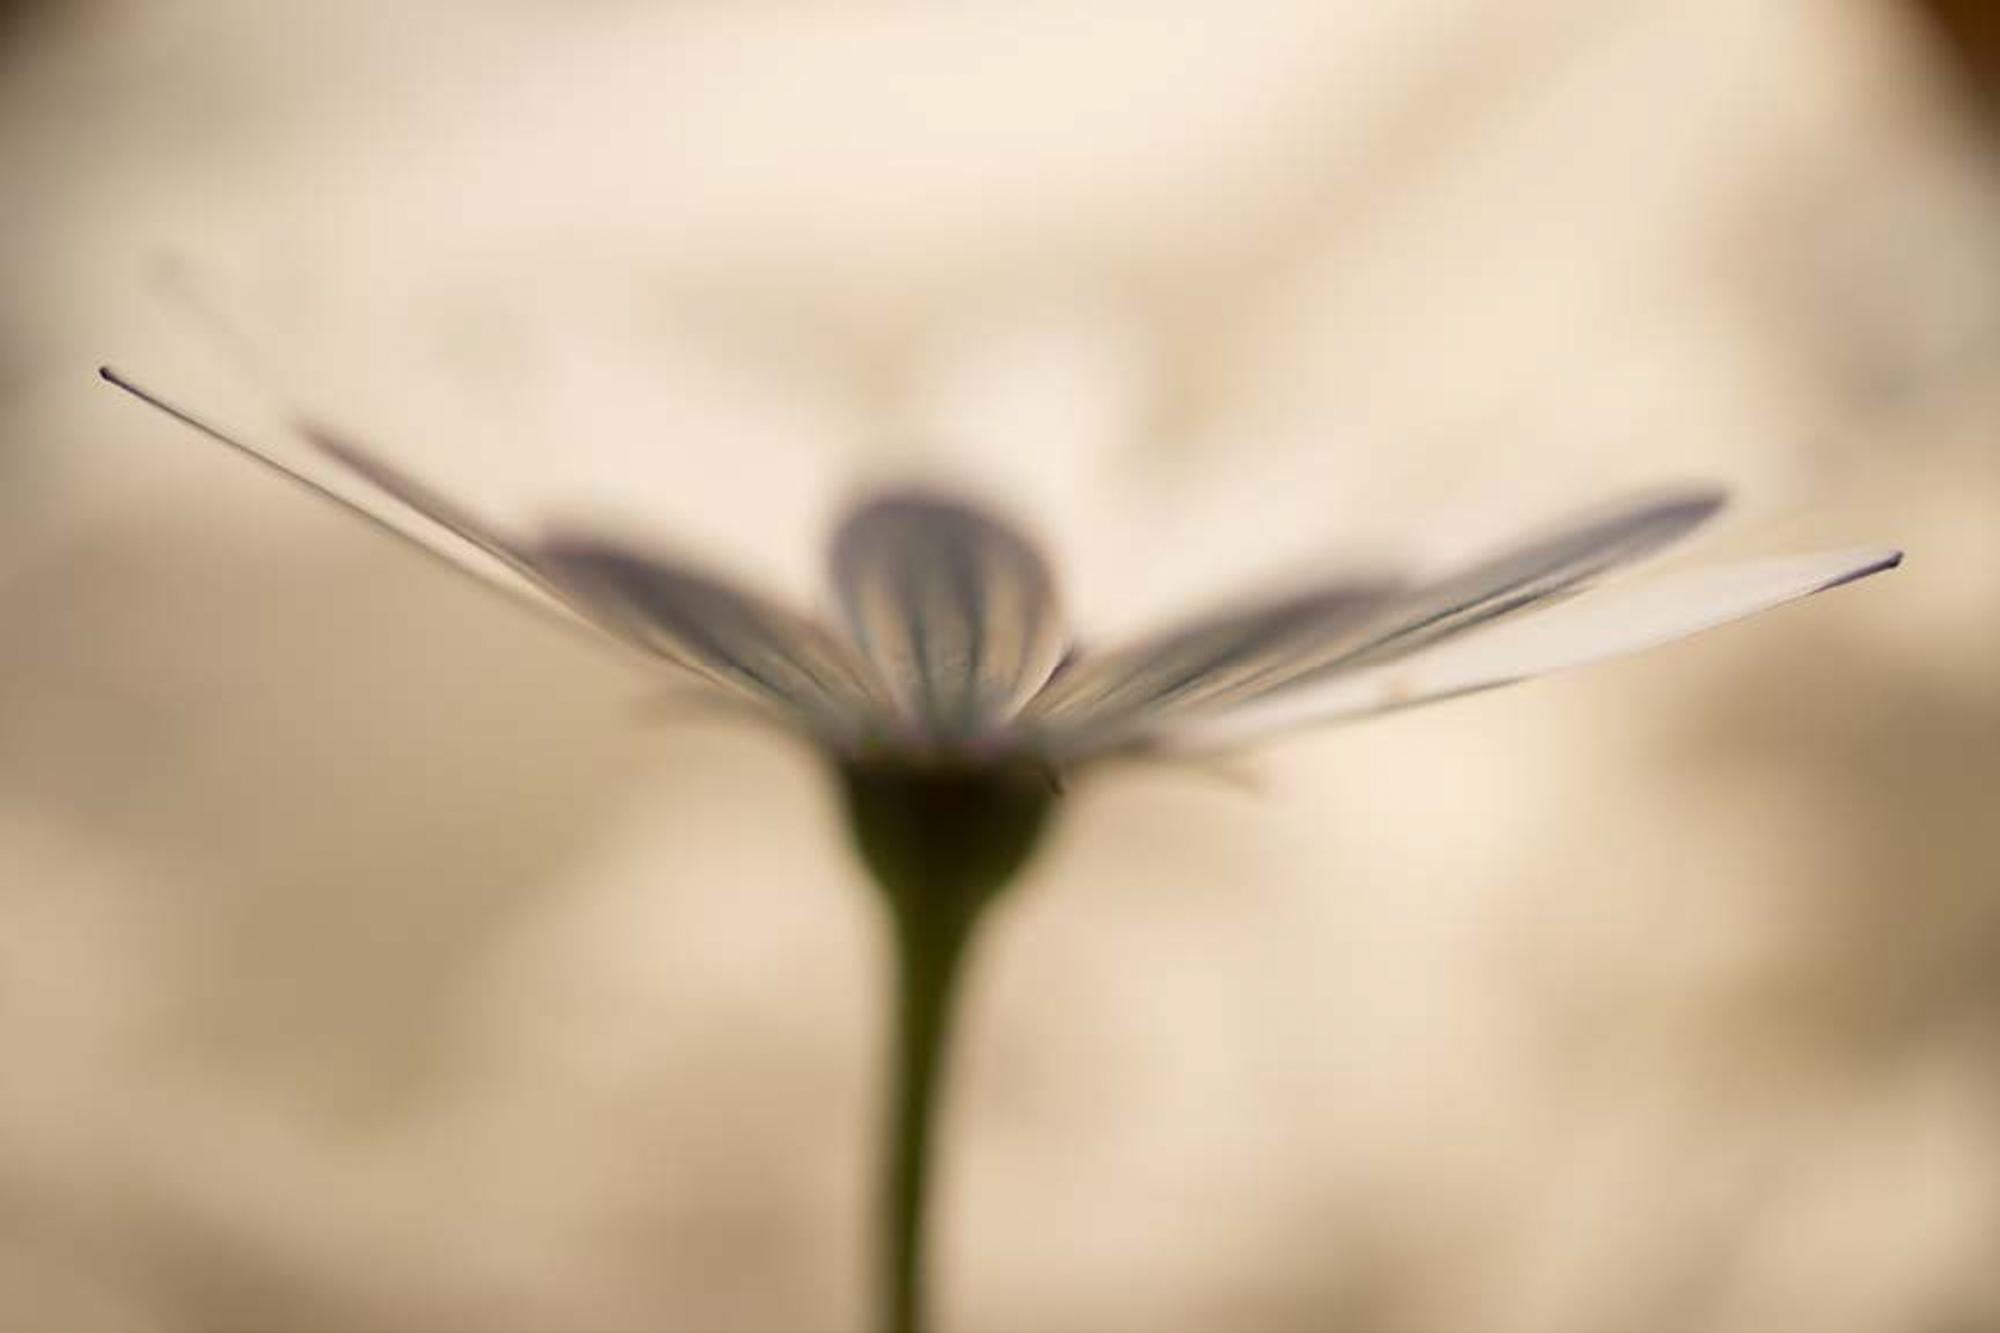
<box><xmin>2</xmin><ymin>2</ymin><xmax>1995</xmax><ymax>1330</ymax></box>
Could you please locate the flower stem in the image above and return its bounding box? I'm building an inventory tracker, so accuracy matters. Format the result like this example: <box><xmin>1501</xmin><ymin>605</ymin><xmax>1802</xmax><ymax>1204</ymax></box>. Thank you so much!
<box><xmin>882</xmin><ymin>880</ymin><xmax>983</xmax><ymax>1333</ymax></box>
<box><xmin>838</xmin><ymin>758</ymin><xmax>1058</xmax><ymax>1333</ymax></box>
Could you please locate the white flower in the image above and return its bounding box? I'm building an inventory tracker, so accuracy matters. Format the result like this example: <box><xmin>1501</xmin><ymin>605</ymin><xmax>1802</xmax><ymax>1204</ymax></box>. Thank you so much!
<box><xmin>102</xmin><ymin>367</ymin><xmax>1900</xmax><ymax>777</ymax></box>
<box><xmin>100</xmin><ymin>364</ymin><xmax>1902</xmax><ymax>1333</ymax></box>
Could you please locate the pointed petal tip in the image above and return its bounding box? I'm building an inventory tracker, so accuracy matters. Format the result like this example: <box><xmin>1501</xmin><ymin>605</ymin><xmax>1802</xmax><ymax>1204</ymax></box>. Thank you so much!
<box><xmin>98</xmin><ymin>364</ymin><xmax>153</xmax><ymax>400</ymax></box>
<box><xmin>1625</xmin><ymin>483</ymin><xmax>1729</xmax><ymax>536</ymax></box>
<box><xmin>1572</xmin><ymin>484</ymin><xmax>1731</xmax><ymax>553</ymax></box>
<box><xmin>1819</xmin><ymin>546</ymin><xmax>1903</xmax><ymax>591</ymax></box>
<box><xmin>1589</xmin><ymin>481</ymin><xmax>1728</xmax><ymax>526</ymax></box>
<box><xmin>292</xmin><ymin>418</ymin><xmax>357</xmax><ymax>461</ymax></box>
<box><xmin>1656</xmin><ymin>482</ymin><xmax>1729</xmax><ymax>514</ymax></box>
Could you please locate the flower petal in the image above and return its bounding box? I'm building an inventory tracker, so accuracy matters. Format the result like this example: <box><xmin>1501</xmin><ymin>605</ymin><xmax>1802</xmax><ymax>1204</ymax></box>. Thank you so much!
<box><xmin>1148</xmin><ymin>547</ymin><xmax>1902</xmax><ymax>752</ymax></box>
<box><xmin>1324</xmin><ymin>487</ymin><xmax>1728</xmax><ymax>672</ymax></box>
<box><xmin>830</xmin><ymin>490</ymin><xmax>1066</xmax><ymax>740</ymax></box>
<box><xmin>298</xmin><ymin>421</ymin><xmax>551</xmax><ymax>590</ymax></box>
<box><xmin>1033</xmin><ymin>489</ymin><xmax>1721</xmax><ymax>755</ymax></box>
<box><xmin>99</xmin><ymin>369</ymin><xmax>587</xmax><ymax>637</ymax></box>
<box><xmin>1024</xmin><ymin>576</ymin><xmax>1404</xmax><ymax>746</ymax></box>
<box><xmin>538</xmin><ymin>535</ymin><xmax>886</xmax><ymax>741</ymax></box>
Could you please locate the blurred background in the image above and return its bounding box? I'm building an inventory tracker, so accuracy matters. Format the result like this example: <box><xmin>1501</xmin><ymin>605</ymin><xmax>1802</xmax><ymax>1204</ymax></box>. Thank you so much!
<box><xmin>2</xmin><ymin>2</ymin><xmax>1996</xmax><ymax>1330</ymax></box>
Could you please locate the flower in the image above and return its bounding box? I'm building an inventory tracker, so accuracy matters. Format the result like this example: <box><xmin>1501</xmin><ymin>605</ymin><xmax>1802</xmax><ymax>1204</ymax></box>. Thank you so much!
<box><xmin>552</xmin><ymin>483</ymin><xmax>1900</xmax><ymax>760</ymax></box>
<box><xmin>97</xmin><ymin>365</ymin><xmax>1907</xmax><ymax>851</ymax></box>
<box><xmin>99</xmin><ymin>364</ymin><xmax>1900</xmax><ymax>1333</ymax></box>
<box><xmin>110</xmin><ymin>369</ymin><xmax>1893</xmax><ymax>773</ymax></box>
<box><xmin>101</xmin><ymin>367</ymin><xmax>1898</xmax><ymax>771</ymax></box>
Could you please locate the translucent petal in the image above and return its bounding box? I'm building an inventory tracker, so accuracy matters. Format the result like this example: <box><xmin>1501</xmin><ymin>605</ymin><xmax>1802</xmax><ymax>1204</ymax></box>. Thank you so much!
<box><xmin>1148</xmin><ymin>547</ymin><xmax>1902</xmax><ymax>753</ymax></box>
<box><xmin>1290</xmin><ymin>487</ymin><xmax>1728</xmax><ymax>682</ymax></box>
<box><xmin>1024</xmin><ymin>576</ymin><xmax>1403</xmax><ymax>745</ymax></box>
<box><xmin>538</xmin><ymin>535</ymin><xmax>886</xmax><ymax>741</ymax></box>
<box><xmin>99</xmin><ymin>369</ymin><xmax>585</xmax><ymax>637</ymax></box>
<box><xmin>299</xmin><ymin>421</ymin><xmax>552</xmax><ymax>590</ymax></box>
<box><xmin>829</xmin><ymin>490</ymin><xmax>1066</xmax><ymax>740</ymax></box>
<box><xmin>1033</xmin><ymin>489</ymin><xmax>1721</xmax><ymax>755</ymax></box>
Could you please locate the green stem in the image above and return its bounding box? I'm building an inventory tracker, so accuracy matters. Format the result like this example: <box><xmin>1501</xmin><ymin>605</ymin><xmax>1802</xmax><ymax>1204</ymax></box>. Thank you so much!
<box><xmin>838</xmin><ymin>758</ymin><xmax>1058</xmax><ymax>1333</ymax></box>
<box><xmin>881</xmin><ymin>886</ymin><xmax>983</xmax><ymax>1333</ymax></box>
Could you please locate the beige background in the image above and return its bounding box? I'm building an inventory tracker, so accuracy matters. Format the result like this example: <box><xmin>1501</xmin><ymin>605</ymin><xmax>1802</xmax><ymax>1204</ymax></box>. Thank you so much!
<box><xmin>2</xmin><ymin>2</ymin><xmax>1996</xmax><ymax>1330</ymax></box>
